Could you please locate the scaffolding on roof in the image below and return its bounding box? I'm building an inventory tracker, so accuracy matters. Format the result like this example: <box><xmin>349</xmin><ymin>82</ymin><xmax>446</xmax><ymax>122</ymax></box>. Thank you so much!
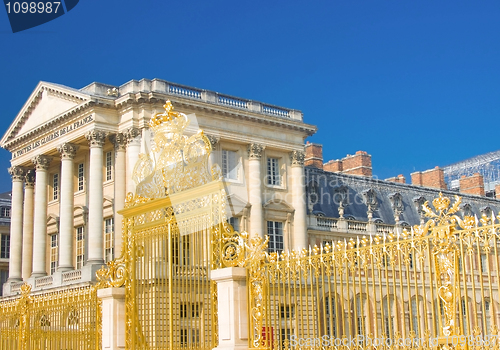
<box><xmin>443</xmin><ymin>150</ymin><xmax>500</xmax><ymax>192</ymax></box>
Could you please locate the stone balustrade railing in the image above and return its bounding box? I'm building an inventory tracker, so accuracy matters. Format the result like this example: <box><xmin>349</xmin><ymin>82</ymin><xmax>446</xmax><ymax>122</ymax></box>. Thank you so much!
<box><xmin>308</xmin><ymin>215</ymin><xmax>400</xmax><ymax>236</ymax></box>
<box><xmin>106</xmin><ymin>79</ymin><xmax>303</xmax><ymax>121</ymax></box>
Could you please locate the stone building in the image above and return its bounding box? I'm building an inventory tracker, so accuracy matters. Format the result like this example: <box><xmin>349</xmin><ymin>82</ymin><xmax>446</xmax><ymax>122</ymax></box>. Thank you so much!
<box><xmin>0</xmin><ymin>79</ymin><xmax>316</xmax><ymax>296</ymax></box>
<box><xmin>304</xmin><ymin>143</ymin><xmax>500</xmax><ymax>245</ymax></box>
<box><xmin>0</xmin><ymin>191</ymin><xmax>11</xmax><ymax>295</ymax></box>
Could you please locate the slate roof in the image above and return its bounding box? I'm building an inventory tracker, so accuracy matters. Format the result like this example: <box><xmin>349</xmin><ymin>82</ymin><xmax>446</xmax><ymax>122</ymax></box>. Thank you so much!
<box><xmin>306</xmin><ymin>167</ymin><xmax>500</xmax><ymax>226</ymax></box>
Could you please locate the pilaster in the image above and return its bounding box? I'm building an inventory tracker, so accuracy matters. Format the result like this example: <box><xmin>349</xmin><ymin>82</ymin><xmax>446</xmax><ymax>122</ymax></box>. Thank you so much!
<box><xmin>290</xmin><ymin>150</ymin><xmax>307</xmax><ymax>249</ymax></box>
<box><xmin>247</xmin><ymin>143</ymin><xmax>265</xmax><ymax>238</ymax></box>
<box><xmin>98</xmin><ymin>287</ymin><xmax>126</xmax><ymax>350</ymax></box>
<box><xmin>125</xmin><ymin>127</ymin><xmax>141</xmax><ymax>195</ymax></box>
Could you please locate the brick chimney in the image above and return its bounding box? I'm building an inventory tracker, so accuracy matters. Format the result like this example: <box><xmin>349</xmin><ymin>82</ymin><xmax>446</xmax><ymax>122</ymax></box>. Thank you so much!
<box><xmin>411</xmin><ymin>166</ymin><xmax>447</xmax><ymax>189</ymax></box>
<box><xmin>495</xmin><ymin>184</ymin><xmax>500</xmax><ymax>199</ymax></box>
<box><xmin>341</xmin><ymin>151</ymin><xmax>372</xmax><ymax>176</ymax></box>
<box><xmin>385</xmin><ymin>174</ymin><xmax>406</xmax><ymax>183</ymax></box>
<box><xmin>304</xmin><ymin>142</ymin><xmax>323</xmax><ymax>169</ymax></box>
<box><xmin>323</xmin><ymin>159</ymin><xmax>343</xmax><ymax>172</ymax></box>
<box><xmin>459</xmin><ymin>173</ymin><xmax>485</xmax><ymax>196</ymax></box>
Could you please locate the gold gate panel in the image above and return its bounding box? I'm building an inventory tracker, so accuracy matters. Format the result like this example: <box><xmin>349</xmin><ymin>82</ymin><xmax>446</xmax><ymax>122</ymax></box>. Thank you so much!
<box><xmin>224</xmin><ymin>194</ymin><xmax>500</xmax><ymax>350</ymax></box>
<box><xmin>0</xmin><ymin>283</ymin><xmax>101</xmax><ymax>350</ymax></box>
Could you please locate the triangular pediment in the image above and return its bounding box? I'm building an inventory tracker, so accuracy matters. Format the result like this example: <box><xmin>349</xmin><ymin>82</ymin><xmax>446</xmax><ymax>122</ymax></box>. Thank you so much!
<box><xmin>1</xmin><ymin>82</ymin><xmax>90</xmax><ymax>147</ymax></box>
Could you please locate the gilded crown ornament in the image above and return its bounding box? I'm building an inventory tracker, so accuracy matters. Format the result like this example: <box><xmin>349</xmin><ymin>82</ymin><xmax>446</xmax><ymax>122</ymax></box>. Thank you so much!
<box><xmin>128</xmin><ymin>101</ymin><xmax>212</xmax><ymax>203</ymax></box>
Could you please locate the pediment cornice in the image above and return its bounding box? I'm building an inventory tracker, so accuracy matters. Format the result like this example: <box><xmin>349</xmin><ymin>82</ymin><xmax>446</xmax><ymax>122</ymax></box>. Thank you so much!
<box><xmin>1</xmin><ymin>82</ymin><xmax>92</xmax><ymax>149</ymax></box>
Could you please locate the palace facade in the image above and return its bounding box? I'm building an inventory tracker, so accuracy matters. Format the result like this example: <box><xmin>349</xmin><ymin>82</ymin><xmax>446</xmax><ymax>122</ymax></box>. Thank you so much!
<box><xmin>0</xmin><ymin>79</ymin><xmax>316</xmax><ymax>296</ymax></box>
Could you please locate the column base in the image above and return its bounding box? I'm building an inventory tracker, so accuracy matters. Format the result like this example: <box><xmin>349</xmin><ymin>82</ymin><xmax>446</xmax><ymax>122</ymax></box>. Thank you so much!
<box><xmin>6</xmin><ymin>277</ymin><xmax>22</xmax><ymax>283</ymax></box>
<box><xmin>57</xmin><ymin>265</ymin><xmax>75</xmax><ymax>272</ymax></box>
<box><xmin>86</xmin><ymin>259</ymin><xmax>105</xmax><ymax>265</ymax></box>
<box><xmin>30</xmin><ymin>271</ymin><xmax>47</xmax><ymax>278</ymax></box>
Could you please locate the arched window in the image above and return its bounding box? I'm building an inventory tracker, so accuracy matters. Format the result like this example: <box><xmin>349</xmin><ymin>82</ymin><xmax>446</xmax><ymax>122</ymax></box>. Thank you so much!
<box><xmin>383</xmin><ymin>296</ymin><xmax>396</xmax><ymax>338</ymax></box>
<box><xmin>322</xmin><ymin>294</ymin><xmax>341</xmax><ymax>337</ymax></box>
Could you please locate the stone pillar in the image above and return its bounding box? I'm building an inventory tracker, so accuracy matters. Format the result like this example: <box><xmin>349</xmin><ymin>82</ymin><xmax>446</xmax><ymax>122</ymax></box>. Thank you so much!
<box><xmin>31</xmin><ymin>155</ymin><xmax>52</xmax><ymax>277</ymax></box>
<box><xmin>109</xmin><ymin>133</ymin><xmax>127</xmax><ymax>257</ymax></box>
<box><xmin>125</xmin><ymin>127</ymin><xmax>141</xmax><ymax>195</ymax></box>
<box><xmin>290</xmin><ymin>150</ymin><xmax>307</xmax><ymax>249</ymax></box>
<box><xmin>247</xmin><ymin>144</ymin><xmax>265</xmax><ymax>239</ymax></box>
<box><xmin>211</xmin><ymin>267</ymin><xmax>249</xmax><ymax>350</ymax></box>
<box><xmin>98</xmin><ymin>287</ymin><xmax>126</xmax><ymax>350</ymax></box>
<box><xmin>21</xmin><ymin>170</ymin><xmax>35</xmax><ymax>280</ymax></box>
<box><xmin>86</xmin><ymin>130</ymin><xmax>107</xmax><ymax>265</ymax></box>
<box><xmin>7</xmin><ymin>166</ymin><xmax>25</xmax><ymax>282</ymax></box>
<box><xmin>57</xmin><ymin>143</ymin><xmax>79</xmax><ymax>271</ymax></box>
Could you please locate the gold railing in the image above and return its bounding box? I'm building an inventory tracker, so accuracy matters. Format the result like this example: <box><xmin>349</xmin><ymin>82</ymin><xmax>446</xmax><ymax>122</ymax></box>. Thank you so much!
<box><xmin>0</xmin><ymin>283</ymin><xmax>101</xmax><ymax>350</ymax></box>
<box><xmin>225</xmin><ymin>193</ymin><xmax>500</xmax><ymax>350</ymax></box>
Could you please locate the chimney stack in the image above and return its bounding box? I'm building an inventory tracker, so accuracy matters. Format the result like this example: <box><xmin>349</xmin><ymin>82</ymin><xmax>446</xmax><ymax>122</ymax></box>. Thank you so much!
<box><xmin>411</xmin><ymin>166</ymin><xmax>447</xmax><ymax>189</ymax></box>
<box><xmin>304</xmin><ymin>142</ymin><xmax>323</xmax><ymax>169</ymax></box>
<box><xmin>459</xmin><ymin>173</ymin><xmax>485</xmax><ymax>196</ymax></box>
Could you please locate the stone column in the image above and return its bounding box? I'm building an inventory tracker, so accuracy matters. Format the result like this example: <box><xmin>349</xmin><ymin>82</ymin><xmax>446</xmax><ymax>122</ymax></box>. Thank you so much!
<box><xmin>247</xmin><ymin>144</ymin><xmax>265</xmax><ymax>238</ymax></box>
<box><xmin>211</xmin><ymin>267</ymin><xmax>249</xmax><ymax>350</ymax></box>
<box><xmin>125</xmin><ymin>127</ymin><xmax>141</xmax><ymax>195</ymax></box>
<box><xmin>290</xmin><ymin>150</ymin><xmax>307</xmax><ymax>249</ymax></box>
<box><xmin>57</xmin><ymin>143</ymin><xmax>79</xmax><ymax>271</ymax></box>
<box><xmin>31</xmin><ymin>155</ymin><xmax>52</xmax><ymax>277</ymax></box>
<box><xmin>21</xmin><ymin>170</ymin><xmax>35</xmax><ymax>280</ymax></box>
<box><xmin>86</xmin><ymin>130</ymin><xmax>107</xmax><ymax>265</ymax></box>
<box><xmin>109</xmin><ymin>133</ymin><xmax>127</xmax><ymax>257</ymax></box>
<box><xmin>206</xmin><ymin>134</ymin><xmax>220</xmax><ymax>171</ymax></box>
<box><xmin>7</xmin><ymin>166</ymin><xmax>25</xmax><ymax>282</ymax></box>
<box><xmin>98</xmin><ymin>287</ymin><xmax>126</xmax><ymax>350</ymax></box>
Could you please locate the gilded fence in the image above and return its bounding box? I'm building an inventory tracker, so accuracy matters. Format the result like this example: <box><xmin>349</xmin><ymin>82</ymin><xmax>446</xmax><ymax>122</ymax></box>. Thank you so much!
<box><xmin>0</xmin><ymin>283</ymin><xmax>101</xmax><ymax>350</ymax></box>
<box><xmin>221</xmin><ymin>193</ymin><xmax>500</xmax><ymax>350</ymax></box>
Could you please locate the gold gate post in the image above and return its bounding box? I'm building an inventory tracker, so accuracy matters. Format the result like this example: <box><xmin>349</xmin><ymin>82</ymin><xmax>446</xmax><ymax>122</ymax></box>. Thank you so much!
<box><xmin>17</xmin><ymin>283</ymin><xmax>31</xmax><ymax>350</ymax></box>
<box><xmin>211</xmin><ymin>267</ymin><xmax>249</xmax><ymax>350</ymax></box>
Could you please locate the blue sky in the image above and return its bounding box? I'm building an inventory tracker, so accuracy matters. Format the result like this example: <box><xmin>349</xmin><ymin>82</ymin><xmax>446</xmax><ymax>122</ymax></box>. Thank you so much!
<box><xmin>0</xmin><ymin>0</ymin><xmax>499</xmax><ymax>192</ymax></box>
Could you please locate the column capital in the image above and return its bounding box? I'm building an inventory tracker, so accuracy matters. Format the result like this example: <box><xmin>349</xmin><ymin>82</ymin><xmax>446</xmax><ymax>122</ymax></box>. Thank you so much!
<box><xmin>31</xmin><ymin>155</ymin><xmax>52</xmax><ymax>170</ymax></box>
<box><xmin>290</xmin><ymin>150</ymin><xmax>305</xmax><ymax>166</ymax></box>
<box><xmin>205</xmin><ymin>134</ymin><xmax>220</xmax><ymax>148</ymax></box>
<box><xmin>8</xmin><ymin>166</ymin><xmax>25</xmax><ymax>181</ymax></box>
<box><xmin>57</xmin><ymin>142</ymin><xmax>79</xmax><ymax>159</ymax></box>
<box><xmin>109</xmin><ymin>133</ymin><xmax>127</xmax><ymax>151</ymax></box>
<box><xmin>247</xmin><ymin>143</ymin><xmax>265</xmax><ymax>160</ymax></box>
<box><xmin>25</xmin><ymin>169</ymin><xmax>35</xmax><ymax>187</ymax></box>
<box><xmin>125</xmin><ymin>127</ymin><xmax>141</xmax><ymax>145</ymax></box>
<box><xmin>86</xmin><ymin>130</ymin><xmax>107</xmax><ymax>147</ymax></box>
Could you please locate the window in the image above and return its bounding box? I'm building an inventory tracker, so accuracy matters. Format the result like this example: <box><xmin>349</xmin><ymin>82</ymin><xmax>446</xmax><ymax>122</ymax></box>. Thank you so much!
<box><xmin>50</xmin><ymin>234</ymin><xmax>58</xmax><ymax>274</ymax></box>
<box><xmin>105</xmin><ymin>151</ymin><xmax>113</xmax><ymax>181</ymax></box>
<box><xmin>77</xmin><ymin>163</ymin><xmax>84</xmax><ymax>191</ymax></box>
<box><xmin>481</xmin><ymin>254</ymin><xmax>488</xmax><ymax>273</ymax></box>
<box><xmin>485</xmin><ymin>300</ymin><xmax>491</xmax><ymax>334</ymax></box>
<box><xmin>52</xmin><ymin>173</ymin><xmax>59</xmax><ymax>200</ymax></box>
<box><xmin>324</xmin><ymin>297</ymin><xmax>337</xmax><ymax>337</ymax></box>
<box><xmin>0</xmin><ymin>270</ymin><xmax>8</xmax><ymax>296</ymax></box>
<box><xmin>228</xmin><ymin>217</ymin><xmax>239</xmax><ymax>232</ymax></box>
<box><xmin>222</xmin><ymin>150</ymin><xmax>238</xmax><ymax>180</ymax></box>
<box><xmin>267</xmin><ymin>157</ymin><xmax>281</xmax><ymax>186</ymax></box>
<box><xmin>461</xmin><ymin>299</ymin><xmax>468</xmax><ymax>335</ymax></box>
<box><xmin>280</xmin><ymin>305</ymin><xmax>294</xmax><ymax>319</ymax></box>
<box><xmin>0</xmin><ymin>207</ymin><xmax>10</xmax><ymax>217</ymax></box>
<box><xmin>76</xmin><ymin>226</ymin><xmax>85</xmax><ymax>269</ymax></box>
<box><xmin>180</xmin><ymin>303</ymin><xmax>201</xmax><ymax>318</ymax></box>
<box><xmin>411</xmin><ymin>298</ymin><xmax>419</xmax><ymax>336</ymax></box>
<box><xmin>383</xmin><ymin>297</ymin><xmax>394</xmax><ymax>338</ymax></box>
<box><xmin>104</xmin><ymin>218</ymin><xmax>114</xmax><ymax>262</ymax></box>
<box><xmin>0</xmin><ymin>234</ymin><xmax>10</xmax><ymax>259</ymax></box>
<box><xmin>173</xmin><ymin>235</ymin><xmax>190</xmax><ymax>265</ymax></box>
<box><xmin>267</xmin><ymin>221</ymin><xmax>283</xmax><ymax>253</ymax></box>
